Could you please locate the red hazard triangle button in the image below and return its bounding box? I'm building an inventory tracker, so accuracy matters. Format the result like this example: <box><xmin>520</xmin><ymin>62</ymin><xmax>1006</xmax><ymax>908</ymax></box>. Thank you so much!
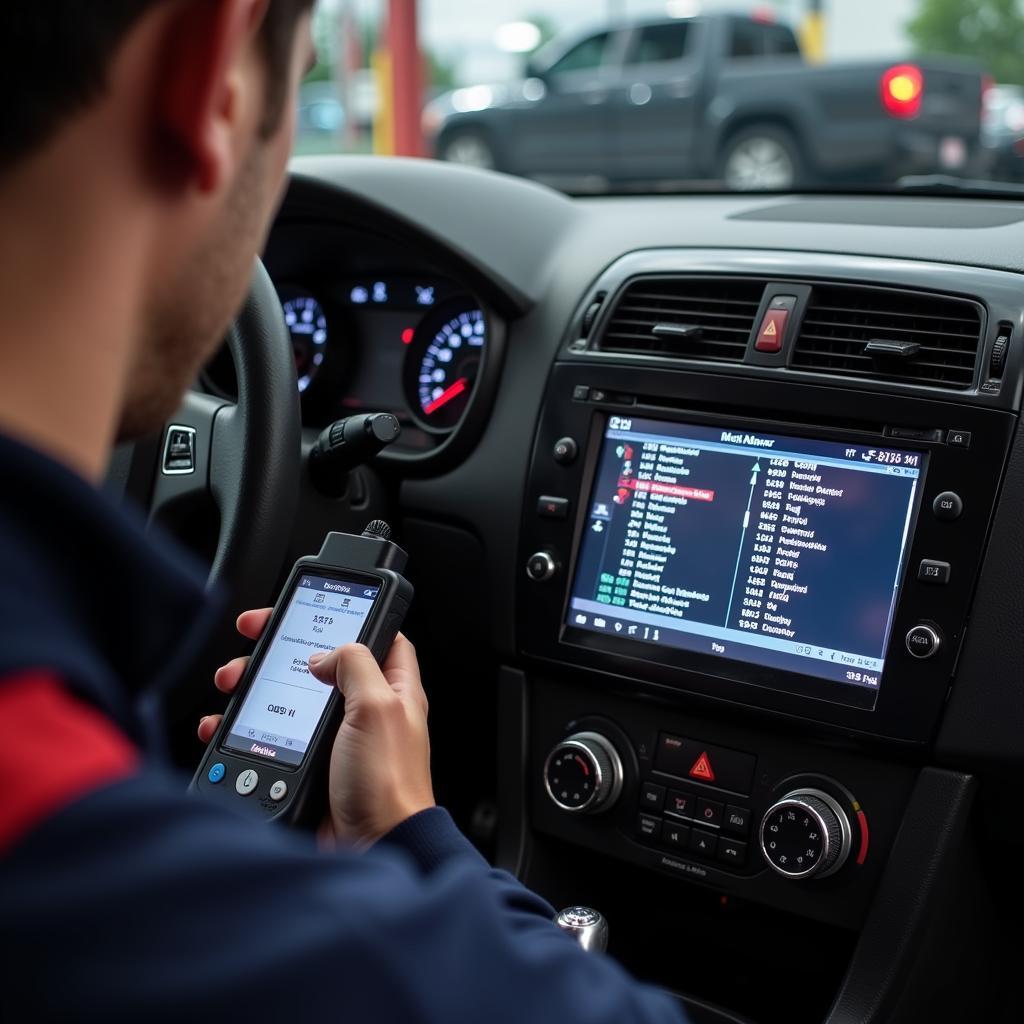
<box><xmin>689</xmin><ymin>751</ymin><xmax>716</xmax><ymax>783</ymax></box>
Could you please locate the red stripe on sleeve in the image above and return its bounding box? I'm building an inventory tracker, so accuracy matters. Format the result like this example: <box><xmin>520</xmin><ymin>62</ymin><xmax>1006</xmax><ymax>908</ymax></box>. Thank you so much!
<box><xmin>0</xmin><ymin>673</ymin><xmax>138</xmax><ymax>852</ymax></box>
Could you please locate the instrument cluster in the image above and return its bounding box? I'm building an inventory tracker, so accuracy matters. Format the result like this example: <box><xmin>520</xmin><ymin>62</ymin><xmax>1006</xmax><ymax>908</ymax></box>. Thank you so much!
<box><xmin>277</xmin><ymin>275</ymin><xmax>488</xmax><ymax>443</ymax></box>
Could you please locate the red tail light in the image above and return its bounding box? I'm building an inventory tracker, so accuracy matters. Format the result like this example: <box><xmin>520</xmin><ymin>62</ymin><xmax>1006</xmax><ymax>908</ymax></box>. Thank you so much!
<box><xmin>881</xmin><ymin>64</ymin><xmax>924</xmax><ymax>119</ymax></box>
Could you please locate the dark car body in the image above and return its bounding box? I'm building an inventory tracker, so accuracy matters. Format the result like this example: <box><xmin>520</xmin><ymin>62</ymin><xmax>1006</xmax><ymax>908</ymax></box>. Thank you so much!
<box><xmin>428</xmin><ymin>13</ymin><xmax>986</xmax><ymax>189</ymax></box>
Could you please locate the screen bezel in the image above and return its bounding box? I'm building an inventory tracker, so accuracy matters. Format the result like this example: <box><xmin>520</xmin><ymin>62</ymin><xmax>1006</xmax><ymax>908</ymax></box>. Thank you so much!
<box><xmin>558</xmin><ymin>412</ymin><xmax>929</xmax><ymax>713</ymax></box>
<box><xmin>219</xmin><ymin>565</ymin><xmax>389</xmax><ymax>771</ymax></box>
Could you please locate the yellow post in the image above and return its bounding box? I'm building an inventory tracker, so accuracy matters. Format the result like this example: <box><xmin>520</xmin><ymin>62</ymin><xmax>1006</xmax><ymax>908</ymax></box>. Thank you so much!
<box><xmin>800</xmin><ymin>0</ymin><xmax>826</xmax><ymax>65</ymax></box>
<box><xmin>372</xmin><ymin>49</ymin><xmax>394</xmax><ymax>155</ymax></box>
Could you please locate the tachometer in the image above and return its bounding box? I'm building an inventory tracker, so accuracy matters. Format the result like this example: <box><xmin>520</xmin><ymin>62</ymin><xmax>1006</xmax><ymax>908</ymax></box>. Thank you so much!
<box><xmin>403</xmin><ymin>304</ymin><xmax>486</xmax><ymax>432</ymax></box>
<box><xmin>281</xmin><ymin>292</ymin><xmax>328</xmax><ymax>393</ymax></box>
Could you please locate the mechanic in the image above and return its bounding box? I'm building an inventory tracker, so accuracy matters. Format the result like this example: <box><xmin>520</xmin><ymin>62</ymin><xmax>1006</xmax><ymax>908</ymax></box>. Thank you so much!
<box><xmin>0</xmin><ymin>3</ymin><xmax>685</xmax><ymax>1020</ymax></box>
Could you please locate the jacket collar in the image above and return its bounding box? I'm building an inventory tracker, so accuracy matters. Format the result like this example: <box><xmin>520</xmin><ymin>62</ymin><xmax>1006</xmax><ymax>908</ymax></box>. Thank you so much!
<box><xmin>0</xmin><ymin>432</ymin><xmax>221</xmax><ymax>743</ymax></box>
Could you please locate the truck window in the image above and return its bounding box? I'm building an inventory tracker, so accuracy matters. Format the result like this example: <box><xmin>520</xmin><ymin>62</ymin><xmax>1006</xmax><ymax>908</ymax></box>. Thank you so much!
<box><xmin>547</xmin><ymin>32</ymin><xmax>613</xmax><ymax>76</ymax></box>
<box><xmin>765</xmin><ymin>24</ymin><xmax>800</xmax><ymax>57</ymax></box>
<box><xmin>728</xmin><ymin>20</ymin><xmax>770</xmax><ymax>59</ymax></box>
<box><xmin>624</xmin><ymin>22</ymin><xmax>693</xmax><ymax>66</ymax></box>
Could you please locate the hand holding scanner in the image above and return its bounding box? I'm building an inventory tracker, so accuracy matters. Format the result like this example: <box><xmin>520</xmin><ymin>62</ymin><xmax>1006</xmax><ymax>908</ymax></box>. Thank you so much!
<box><xmin>190</xmin><ymin>522</ymin><xmax>413</xmax><ymax>826</ymax></box>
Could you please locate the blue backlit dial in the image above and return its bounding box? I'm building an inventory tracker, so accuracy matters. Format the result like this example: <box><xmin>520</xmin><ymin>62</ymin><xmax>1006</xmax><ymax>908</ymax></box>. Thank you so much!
<box><xmin>281</xmin><ymin>294</ymin><xmax>328</xmax><ymax>393</ymax></box>
<box><xmin>404</xmin><ymin>305</ymin><xmax>486</xmax><ymax>432</ymax></box>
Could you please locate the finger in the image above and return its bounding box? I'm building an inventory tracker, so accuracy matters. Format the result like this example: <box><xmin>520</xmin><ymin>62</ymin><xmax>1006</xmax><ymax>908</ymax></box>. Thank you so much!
<box><xmin>309</xmin><ymin>644</ymin><xmax>393</xmax><ymax>707</ymax></box>
<box><xmin>237</xmin><ymin>608</ymin><xmax>272</xmax><ymax>641</ymax></box>
<box><xmin>214</xmin><ymin>656</ymin><xmax>250</xmax><ymax>694</ymax></box>
<box><xmin>198</xmin><ymin>714</ymin><xmax>223</xmax><ymax>744</ymax></box>
<box><xmin>382</xmin><ymin>634</ymin><xmax>428</xmax><ymax>718</ymax></box>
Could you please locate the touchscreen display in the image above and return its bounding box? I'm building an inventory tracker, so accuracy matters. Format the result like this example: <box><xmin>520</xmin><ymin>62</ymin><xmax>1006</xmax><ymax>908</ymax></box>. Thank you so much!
<box><xmin>567</xmin><ymin>417</ymin><xmax>925</xmax><ymax>694</ymax></box>
<box><xmin>223</xmin><ymin>574</ymin><xmax>381</xmax><ymax>766</ymax></box>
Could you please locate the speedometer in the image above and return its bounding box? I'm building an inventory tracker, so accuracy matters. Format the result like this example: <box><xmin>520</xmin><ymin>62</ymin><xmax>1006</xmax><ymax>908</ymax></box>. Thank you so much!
<box><xmin>280</xmin><ymin>292</ymin><xmax>328</xmax><ymax>393</ymax></box>
<box><xmin>403</xmin><ymin>304</ymin><xmax>487</xmax><ymax>432</ymax></box>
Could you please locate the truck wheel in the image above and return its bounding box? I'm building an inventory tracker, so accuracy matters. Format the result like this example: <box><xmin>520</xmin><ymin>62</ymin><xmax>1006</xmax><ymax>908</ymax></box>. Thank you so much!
<box><xmin>720</xmin><ymin>126</ymin><xmax>803</xmax><ymax>191</ymax></box>
<box><xmin>438</xmin><ymin>130</ymin><xmax>499</xmax><ymax>171</ymax></box>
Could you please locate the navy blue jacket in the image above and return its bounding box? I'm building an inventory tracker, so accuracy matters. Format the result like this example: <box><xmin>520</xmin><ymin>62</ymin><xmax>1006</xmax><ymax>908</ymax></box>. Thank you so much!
<box><xmin>0</xmin><ymin>433</ymin><xmax>686</xmax><ymax>1023</ymax></box>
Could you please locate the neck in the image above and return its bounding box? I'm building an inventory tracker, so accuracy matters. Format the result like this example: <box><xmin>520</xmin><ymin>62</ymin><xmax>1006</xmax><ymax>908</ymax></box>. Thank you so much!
<box><xmin>0</xmin><ymin>147</ymin><xmax>148</xmax><ymax>483</ymax></box>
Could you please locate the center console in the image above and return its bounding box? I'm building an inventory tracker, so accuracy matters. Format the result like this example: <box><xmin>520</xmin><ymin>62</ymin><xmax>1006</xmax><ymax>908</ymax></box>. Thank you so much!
<box><xmin>506</xmin><ymin>251</ymin><xmax>1021</xmax><ymax>1021</ymax></box>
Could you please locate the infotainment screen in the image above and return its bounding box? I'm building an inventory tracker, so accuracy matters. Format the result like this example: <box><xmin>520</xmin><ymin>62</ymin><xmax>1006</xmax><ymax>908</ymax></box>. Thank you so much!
<box><xmin>566</xmin><ymin>417</ymin><xmax>925</xmax><ymax>695</ymax></box>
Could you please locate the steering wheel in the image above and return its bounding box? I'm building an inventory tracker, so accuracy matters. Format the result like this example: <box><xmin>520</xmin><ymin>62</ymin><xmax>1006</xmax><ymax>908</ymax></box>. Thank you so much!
<box><xmin>144</xmin><ymin>258</ymin><xmax>301</xmax><ymax>606</ymax></box>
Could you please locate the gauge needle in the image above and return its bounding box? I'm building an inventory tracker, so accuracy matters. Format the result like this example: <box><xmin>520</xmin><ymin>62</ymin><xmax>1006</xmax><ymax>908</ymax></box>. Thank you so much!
<box><xmin>424</xmin><ymin>377</ymin><xmax>468</xmax><ymax>416</ymax></box>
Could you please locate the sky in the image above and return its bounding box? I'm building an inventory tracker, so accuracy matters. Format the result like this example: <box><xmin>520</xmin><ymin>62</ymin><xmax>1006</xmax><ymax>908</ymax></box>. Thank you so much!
<box><xmin>322</xmin><ymin>0</ymin><xmax>921</xmax><ymax>84</ymax></box>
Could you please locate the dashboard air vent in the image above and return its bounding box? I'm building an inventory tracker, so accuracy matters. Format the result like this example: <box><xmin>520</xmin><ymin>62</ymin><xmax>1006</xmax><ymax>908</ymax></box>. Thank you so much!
<box><xmin>793</xmin><ymin>285</ymin><xmax>983</xmax><ymax>390</ymax></box>
<box><xmin>596</xmin><ymin>276</ymin><xmax>766</xmax><ymax>362</ymax></box>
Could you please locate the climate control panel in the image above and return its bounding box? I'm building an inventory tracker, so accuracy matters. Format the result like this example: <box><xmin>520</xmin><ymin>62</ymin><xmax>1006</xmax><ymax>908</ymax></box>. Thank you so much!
<box><xmin>529</xmin><ymin>678</ymin><xmax>911</xmax><ymax>930</ymax></box>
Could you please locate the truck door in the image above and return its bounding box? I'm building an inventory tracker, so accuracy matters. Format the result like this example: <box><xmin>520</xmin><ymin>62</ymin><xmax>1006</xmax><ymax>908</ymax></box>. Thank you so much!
<box><xmin>610</xmin><ymin>20</ymin><xmax>704</xmax><ymax>181</ymax></box>
<box><xmin>513</xmin><ymin>30</ymin><xmax>620</xmax><ymax>179</ymax></box>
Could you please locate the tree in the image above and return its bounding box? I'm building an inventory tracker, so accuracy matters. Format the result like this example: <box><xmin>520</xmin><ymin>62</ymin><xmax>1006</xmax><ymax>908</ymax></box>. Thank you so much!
<box><xmin>907</xmin><ymin>0</ymin><xmax>1024</xmax><ymax>85</ymax></box>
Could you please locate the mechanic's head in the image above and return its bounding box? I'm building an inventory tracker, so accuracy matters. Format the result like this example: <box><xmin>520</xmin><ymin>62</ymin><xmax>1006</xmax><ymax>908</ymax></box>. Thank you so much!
<box><xmin>0</xmin><ymin>1</ymin><xmax>315</xmax><ymax>445</ymax></box>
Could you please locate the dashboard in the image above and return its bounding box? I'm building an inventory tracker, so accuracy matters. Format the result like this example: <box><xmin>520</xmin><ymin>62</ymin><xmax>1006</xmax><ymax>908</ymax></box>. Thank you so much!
<box><xmin>206</xmin><ymin>219</ymin><xmax>500</xmax><ymax>462</ymax></box>
<box><xmin>249</xmin><ymin>157</ymin><xmax>1024</xmax><ymax>1024</ymax></box>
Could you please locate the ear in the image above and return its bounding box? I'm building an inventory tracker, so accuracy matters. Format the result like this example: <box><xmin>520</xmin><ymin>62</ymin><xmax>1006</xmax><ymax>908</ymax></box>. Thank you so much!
<box><xmin>156</xmin><ymin>0</ymin><xmax>270</xmax><ymax>194</ymax></box>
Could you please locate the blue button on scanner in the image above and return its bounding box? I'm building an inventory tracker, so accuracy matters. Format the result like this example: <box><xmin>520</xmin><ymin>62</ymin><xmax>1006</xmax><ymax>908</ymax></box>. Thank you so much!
<box><xmin>208</xmin><ymin>762</ymin><xmax>226</xmax><ymax>784</ymax></box>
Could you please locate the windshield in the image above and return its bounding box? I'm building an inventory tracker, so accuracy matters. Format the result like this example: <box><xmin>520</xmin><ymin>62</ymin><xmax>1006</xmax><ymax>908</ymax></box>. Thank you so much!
<box><xmin>298</xmin><ymin>1</ymin><xmax>1022</xmax><ymax>197</ymax></box>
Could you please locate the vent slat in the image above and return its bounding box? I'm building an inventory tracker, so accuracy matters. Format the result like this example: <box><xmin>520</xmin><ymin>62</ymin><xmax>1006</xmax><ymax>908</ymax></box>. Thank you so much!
<box><xmin>801</xmin><ymin>319</ymin><xmax>978</xmax><ymax>343</ymax></box>
<box><xmin>615</xmin><ymin>305</ymin><xmax>759</xmax><ymax>323</ymax></box>
<box><xmin>597</xmin><ymin>276</ymin><xmax>765</xmax><ymax>362</ymax></box>
<box><xmin>803</xmin><ymin>304</ymin><xmax>979</xmax><ymax>327</ymax></box>
<box><xmin>792</xmin><ymin>284</ymin><xmax>982</xmax><ymax>391</ymax></box>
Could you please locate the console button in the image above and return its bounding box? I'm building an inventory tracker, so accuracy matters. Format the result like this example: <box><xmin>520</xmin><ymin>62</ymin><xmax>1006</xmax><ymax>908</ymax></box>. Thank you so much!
<box><xmin>696</xmin><ymin>798</ymin><xmax>724</xmax><ymax>828</ymax></box>
<box><xmin>526</xmin><ymin>552</ymin><xmax>557</xmax><ymax>582</ymax></box>
<box><xmin>665</xmin><ymin>788</ymin><xmax>697</xmax><ymax>819</ymax></box>
<box><xmin>718</xmin><ymin>838</ymin><xmax>748</xmax><ymax>867</ymax></box>
<box><xmin>947</xmin><ymin>430</ymin><xmax>971</xmax><ymax>449</ymax></box>
<box><xmin>640</xmin><ymin>782</ymin><xmax>665</xmax><ymax>812</ymax></box>
<box><xmin>269</xmin><ymin>780</ymin><xmax>288</xmax><ymax>802</ymax></box>
<box><xmin>724</xmin><ymin>805</ymin><xmax>752</xmax><ymax>835</ymax></box>
<box><xmin>572</xmin><ymin>386</ymin><xmax>590</xmax><ymax>402</ymax></box>
<box><xmin>553</xmin><ymin>437</ymin><xmax>579</xmax><ymax>465</ymax></box>
<box><xmin>656</xmin><ymin>734</ymin><xmax>756</xmax><ymax>794</ymax></box>
<box><xmin>637</xmin><ymin>814</ymin><xmax>661</xmax><ymax>842</ymax></box>
<box><xmin>689</xmin><ymin>830</ymin><xmax>718</xmax><ymax>858</ymax></box>
<box><xmin>906</xmin><ymin>624</ymin><xmax>941</xmax><ymax>660</ymax></box>
<box><xmin>537</xmin><ymin>496</ymin><xmax>570</xmax><ymax>520</ymax></box>
<box><xmin>235</xmin><ymin>769</ymin><xmax>259</xmax><ymax>796</ymax></box>
<box><xmin>918</xmin><ymin>560</ymin><xmax>951</xmax><ymax>585</ymax></box>
<box><xmin>661</xmin><ymin>820</ymin><xmax>690</xmax><ymax>850</ymax></box>
<box><xmin>207</xmin><ymin>763</ymin><xmax>225</xmax><ymax>785</ymax></box>
<box><xmin>755</xmin><ymin>309</ymin><xmax>789</xmax><ymax>353</ymax></box>
<box><xmin>933</xmin><ymin>492</ymin><xmax>963</xmax><ymax>521</ymax></box>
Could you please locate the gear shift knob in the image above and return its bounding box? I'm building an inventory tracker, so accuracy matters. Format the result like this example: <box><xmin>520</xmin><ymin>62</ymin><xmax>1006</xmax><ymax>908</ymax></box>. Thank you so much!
<box><xmin>555</xmin><ymin>906</ymin><xmax>609</xmax><ymax>953</ymax></box>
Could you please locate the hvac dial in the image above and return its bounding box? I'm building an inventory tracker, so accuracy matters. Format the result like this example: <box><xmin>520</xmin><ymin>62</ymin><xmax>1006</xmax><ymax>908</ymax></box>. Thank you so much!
<box><xmin>403</xmin><ymin>302</ymin><xmax>487</xmax><ymax>432</ymax></box>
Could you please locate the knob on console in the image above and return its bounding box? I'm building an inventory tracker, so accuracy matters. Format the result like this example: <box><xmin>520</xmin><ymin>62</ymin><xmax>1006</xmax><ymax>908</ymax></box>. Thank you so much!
<box><xmin>544</xmin><ymin>732</ymin><xmax>624</xmax><ymax>814</ymax></box>
<box><xmin>526</xmin><ymin>551</ymin><xmax>558</xmax><ymax>582</ymax></box>
<box><xmin>760</xmin><ymin>789</ymin><xmax>852</xmax><ymax>880</ymax></box>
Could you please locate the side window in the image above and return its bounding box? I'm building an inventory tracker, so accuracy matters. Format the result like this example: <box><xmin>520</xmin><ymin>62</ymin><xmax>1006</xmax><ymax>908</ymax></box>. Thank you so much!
<box><xmin>624</xmin><ymin>22</ymin><xmax>693</xmax><ymax>66</ymax></box>
<box><xmin>728</xmin><ymin>20</ymin><xmax>766</xmax><ymax>60</ymax></box>
<box><xmin>766</xmin><ymin>25</ymin><xmax>800</xmax><ymax>57</ymax></box>
<box><xmin>548</xmin><ymin>33</ymin><xmax>612</xmax><ymax>76</ymax></box>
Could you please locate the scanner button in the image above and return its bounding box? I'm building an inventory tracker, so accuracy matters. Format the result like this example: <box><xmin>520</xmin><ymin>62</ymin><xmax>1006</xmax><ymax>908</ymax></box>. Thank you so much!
<box><xmin>207</xmin><ymin>763</ymin><xmax>225</xmax><ymax>784</ymax></box>
<box><xmin>235</xmin><ymin>769</ymin><xmax>259</xmax><ymax>796</ymax></box>
<box><xmin>269</xmin><ymin>780</ymin><xmax>288</xmax><ymax>802</ymax></box>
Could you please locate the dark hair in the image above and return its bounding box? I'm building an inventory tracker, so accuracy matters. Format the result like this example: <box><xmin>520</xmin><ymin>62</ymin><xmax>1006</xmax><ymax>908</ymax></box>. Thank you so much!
<box><xmin>0</xmin><ymin>1</ymin><xmax>314</xmax><ymax>172</ymax></box>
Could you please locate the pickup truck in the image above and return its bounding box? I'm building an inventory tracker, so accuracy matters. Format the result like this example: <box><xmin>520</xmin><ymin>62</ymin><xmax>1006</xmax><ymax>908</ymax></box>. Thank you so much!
<box><xmin>425</xmin><ymin>13</ymin><xmax>987</xmax><ymax>190</ymax></box>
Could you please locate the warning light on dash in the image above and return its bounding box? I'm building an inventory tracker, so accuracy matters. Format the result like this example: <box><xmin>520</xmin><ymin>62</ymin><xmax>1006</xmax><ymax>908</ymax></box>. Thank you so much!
<box><xmin>401</xmin><ymin>327</ymin><xmax>415</xmax><ymax>345</ymax></box>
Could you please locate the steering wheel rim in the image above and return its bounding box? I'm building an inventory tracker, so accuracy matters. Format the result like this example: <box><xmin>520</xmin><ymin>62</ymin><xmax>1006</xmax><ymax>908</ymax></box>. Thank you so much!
<box><xmin>149</xmin><ymin>258</ymin><xmax>301</xmax><ymax>605</ymax></box>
